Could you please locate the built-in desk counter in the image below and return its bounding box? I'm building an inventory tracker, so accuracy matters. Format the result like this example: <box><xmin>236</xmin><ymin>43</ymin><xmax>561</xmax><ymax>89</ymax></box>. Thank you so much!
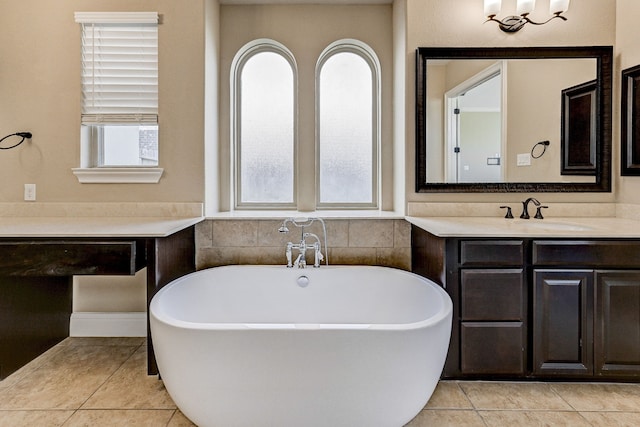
<box><xmin>0</xmin><ymin>216</ymin><xmax>202</xmax><ymax>238</ymax></box>
<box><xmin>0</xmin><ymin>216</ymin><xmax>202</xmax><ymax>379</ymax></box>
<box><xmin>409</xmin><ymin>216</ymin><xmax>640</xmax><ymax>380</ymax></box>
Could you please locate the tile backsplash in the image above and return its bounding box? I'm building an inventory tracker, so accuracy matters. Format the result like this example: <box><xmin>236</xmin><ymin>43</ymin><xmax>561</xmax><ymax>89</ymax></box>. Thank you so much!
<box><xmin>196</xmin><ymin>218</ymin><xmax>411</xmax><ymax>270</ymax></box>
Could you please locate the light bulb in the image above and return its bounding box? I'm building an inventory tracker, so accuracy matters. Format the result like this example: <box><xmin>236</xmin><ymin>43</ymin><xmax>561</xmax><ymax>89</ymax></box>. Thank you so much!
<box><xmin>484</xmin><ymin>0</ymin><xmax>502</xmax><ymax>17</ymax></box>
<box><xmin>549</xmin><ymin>0</ymin><xmax>570</xmax><ymax>15</ymax></box>
<box><xmin>516</xmin><ymin>0</ymin><xmax>536</xmax><ymax>16</ymax></box>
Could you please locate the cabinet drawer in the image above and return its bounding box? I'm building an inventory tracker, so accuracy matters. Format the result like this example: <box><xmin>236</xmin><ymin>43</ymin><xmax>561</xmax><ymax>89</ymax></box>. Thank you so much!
<box><xmin>461</xmin><ymin>322</ymin><xmax>525</xmax><ymax>375</ymax></box>
<box><xmin>533</xmin><ymin>241</ymin><xmax>640</xmax><ymax>267</ymax></box>
<box><xmin>0</xmin><ymin>241</ymin><xmax>138</xmax><ymax>276</ymax></box>
<box><xmin>460</xmin><ymin>240</ymin><xmax>524</xmax><ymax>266</ymax></box>
<box><xmin>461</xmin><ymin>269</ymin><xmax>524</xmax><ymax>320</ymax></box>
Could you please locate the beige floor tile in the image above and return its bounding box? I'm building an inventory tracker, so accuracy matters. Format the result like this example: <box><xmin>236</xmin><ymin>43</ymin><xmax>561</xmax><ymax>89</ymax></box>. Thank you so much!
<box><xmin>8</xmin><ymin>337</ymin><xmax>640</xmax><ymax>427</ymax></box>
<box><xmin>552</xmin><ymin>382</ymin><xmax>640</xmax><ymax>411</ymax></box>
<box><xmin>460</xmin><ymin>381</ymin><xmax>572</xmax><ymax>410</ymax></box>
<box><xmin>0</xmin><ymin>344</ymin><xmax>66</xmax><ymax>390</ymax></box>
<box><xmin>63</xmin><ymin>409</ymin><xmax>174</xmax><ymax>426</ymax></box>
<box><xmin>479</xmin><ymin>410</ymin><xmax>592</xmax><ymax>426</ymax></box>
<box><xmin>404</xmin><ymin>409</ymin><xmax>485</xmax><ymax>427</ymax></box>
<box><xmin>580</xmin><ymin>411</ymin><xmax>640</xmax><ymax>426</ymax></box>
<box><xmin>425</xmin><ymin>381</ymin><xmax>474</xmax><ymax>409</ymax></box>
<box><xmin>0</xmin><ymin>410</ymin><xmax>74</xmax><ymax>426</ymax></box>
<box><xmin>0</xmin><ymin>345</ymin><xmax>136</xmax><ymax>410</ymax></box>
<box><xmin>81</xmin><ymin>346</ymin><xmax>176</xmax><ymax>410</ymax></box>
<box><xmin>168</xmin><ymin>410</ymin><xmax>198</xmax><ymax>426</ymax></box>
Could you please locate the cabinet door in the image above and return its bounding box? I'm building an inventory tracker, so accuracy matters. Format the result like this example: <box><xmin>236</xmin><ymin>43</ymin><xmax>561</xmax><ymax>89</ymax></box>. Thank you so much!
<box><xmin>533</xmin><ymin>270</ymin><xmax>593</xmax><ymax>376</ymax></box>
<box><xmin>461</xmin><ymin>269</ymin><xmax>524</xmax><ymax>321</ymax></box>
<box><xmin>595</xmin><ymin>270</ymin><xmax>640</xmax><ymax>377</ymax></box>
<box><xmin>461</xmin><ymin>322</ymin><xmax>525</xmax><ymax>375</ymax></box>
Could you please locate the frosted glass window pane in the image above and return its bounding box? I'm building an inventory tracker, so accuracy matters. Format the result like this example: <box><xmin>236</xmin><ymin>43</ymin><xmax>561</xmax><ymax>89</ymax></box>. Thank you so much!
<box><xmin>319</xmin><ymin>52</ymin><xmax>373</xmax><ymax>204</ymax></box>
<box><xmin>240</xmin><ymin>52</ymin><xmax>294</xmax><ymax>204</ymax></box>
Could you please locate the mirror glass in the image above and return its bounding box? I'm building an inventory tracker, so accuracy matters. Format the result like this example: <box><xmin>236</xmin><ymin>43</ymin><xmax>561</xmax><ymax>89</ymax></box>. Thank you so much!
<box><xmin>416</xmin><ymin>47</ymin><xmax>612</xmax><ymax>193</ymax></box>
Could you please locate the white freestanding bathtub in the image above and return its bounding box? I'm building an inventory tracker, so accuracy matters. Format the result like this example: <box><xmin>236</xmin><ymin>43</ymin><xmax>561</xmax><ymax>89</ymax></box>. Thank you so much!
<box><xmin>150</xmin><ymin>265</ymin><xmax>452</xmax><ymax>427</ymax></box>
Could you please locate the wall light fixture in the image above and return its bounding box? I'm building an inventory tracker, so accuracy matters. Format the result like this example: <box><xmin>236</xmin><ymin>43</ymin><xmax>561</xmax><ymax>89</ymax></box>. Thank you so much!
<box><xmin>484</xmin><ymin>0</ymin><xmax>570</xmax><ymax>33</ymax></box>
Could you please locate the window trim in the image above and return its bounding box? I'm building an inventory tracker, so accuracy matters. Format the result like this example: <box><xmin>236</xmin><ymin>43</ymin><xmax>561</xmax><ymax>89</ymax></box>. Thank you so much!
<box><xmin>72</xmin><ymin>167</ymin><xmax>163</xmax><ymax>184</ymax></box>
<box><xmin>230</xmin><ymin>39</ymin><xmax>299</xmax><ymax>209</ymax></box>
<box><xmin>315</xmin><ymin>39</ymin><xmax>381</xmax><ymax>210</ymax></box>
<box><xmin>74</xmin><ymin>11</ymin><xmax>162</xmax><ymax>184</ymax></box>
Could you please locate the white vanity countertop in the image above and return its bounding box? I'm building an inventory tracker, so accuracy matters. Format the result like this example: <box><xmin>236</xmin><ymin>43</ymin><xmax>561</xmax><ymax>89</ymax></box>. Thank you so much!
<box><xmin>406</xmin><ymin>216</ymin><xmax>640</xmax><ymax>238</ymax></box>
<box><xmin>0</xmin><ymin>216</ymin><xmax>204</xmax><ymax>238</ymax></box>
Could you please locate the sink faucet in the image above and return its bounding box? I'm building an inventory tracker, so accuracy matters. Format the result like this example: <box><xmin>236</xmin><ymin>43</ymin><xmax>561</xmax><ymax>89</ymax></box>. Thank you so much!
<box><xmin>520</xmin><ymin>197</ymin><xmax>541</xmax><ymax>219</ymax></box>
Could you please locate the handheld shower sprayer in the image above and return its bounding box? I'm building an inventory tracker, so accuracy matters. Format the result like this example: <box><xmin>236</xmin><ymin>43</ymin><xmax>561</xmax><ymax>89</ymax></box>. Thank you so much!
<box><xmin>278</xmin><ymin>217</ymin><xmax>313</xmax><ymax>233</ymax></box>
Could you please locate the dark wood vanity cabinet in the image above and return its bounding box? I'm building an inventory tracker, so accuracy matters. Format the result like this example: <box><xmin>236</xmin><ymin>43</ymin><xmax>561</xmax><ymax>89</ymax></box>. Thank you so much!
<box><xmin>459</xmin><ymin>241</ymin><xmax>526</xmax><ymax>376</ymax></box>
<box><xmin>412</xmin><ymin>226</ymin><xmax>640</xmax><ymax>380</ymax></box>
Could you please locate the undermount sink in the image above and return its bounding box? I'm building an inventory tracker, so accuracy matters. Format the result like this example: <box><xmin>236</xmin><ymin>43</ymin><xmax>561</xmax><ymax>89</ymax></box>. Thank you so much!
<box><xmin>513</xmin><ymin>220</ymin><xmax>596</xmax><ymax>232</ymax></box>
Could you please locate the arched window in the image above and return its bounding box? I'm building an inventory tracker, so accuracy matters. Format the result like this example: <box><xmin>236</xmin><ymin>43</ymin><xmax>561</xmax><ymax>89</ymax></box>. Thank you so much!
<box><xmin>317</xmin><ymin>40</ymin><xmax>380</xmax><ymax>208</ymax></box>
<box><xmin>231</xmin><ymin>39</ymin><xmax>297</xmax><ymax>208</ymax></box>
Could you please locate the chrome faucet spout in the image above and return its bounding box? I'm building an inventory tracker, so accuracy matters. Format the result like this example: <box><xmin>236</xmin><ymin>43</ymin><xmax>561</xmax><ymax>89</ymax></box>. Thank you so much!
<box><xmin>520</xmin><ymin>197</ymin><xmax>541</xmax><ymax>219</ymax></box>
<box><xmin>293</xmin><ymin>253</ymin><xmax>304</xmax><ymax>268</ymax></box>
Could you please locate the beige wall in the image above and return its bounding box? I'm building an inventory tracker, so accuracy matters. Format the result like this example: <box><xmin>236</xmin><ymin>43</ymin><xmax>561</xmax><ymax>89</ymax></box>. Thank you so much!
<box><xmin>0</xmin><ymin>0</ymin><xmax>205</xmax><ymax>203</ymax></box>
<box><xmin>616</xmin><ymin>0</ymin><xmax>640</xmax><ymax>203</ymax></box>
<box><xmin>406</xmin><ymin>0</ymin><xmax>617</xmax><ymax>205</ymax></box>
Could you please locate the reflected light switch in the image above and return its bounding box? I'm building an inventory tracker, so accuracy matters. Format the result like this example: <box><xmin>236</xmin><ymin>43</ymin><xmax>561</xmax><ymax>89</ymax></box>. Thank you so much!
<box><xmin>517</xmin><ymin>153</ymin><xmax>531</xmax><ymax>166</ymax></box>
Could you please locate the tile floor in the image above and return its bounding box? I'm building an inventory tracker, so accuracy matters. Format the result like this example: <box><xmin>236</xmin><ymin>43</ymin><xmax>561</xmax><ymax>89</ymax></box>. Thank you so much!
<box><xmin>2</xmin><ymin>338</ymin><xmax>640</xmax><ymax>426</ymax></box>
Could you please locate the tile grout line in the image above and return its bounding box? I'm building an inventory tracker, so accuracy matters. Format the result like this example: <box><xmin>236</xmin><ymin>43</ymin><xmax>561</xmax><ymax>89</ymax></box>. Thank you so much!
<box><xmin>73</xmin><ymin>341</ymin><xmax>144</xmax><ymax>412</ymax></box>
<box><xmin>61</xmin><ymin>340</ymin><xmax>148</xmax><ymax>425</ymax></box>
<box><xmin>447</xmin><ymin>380</ymin><xmax>491</xmax><ymax>426</ymax></box>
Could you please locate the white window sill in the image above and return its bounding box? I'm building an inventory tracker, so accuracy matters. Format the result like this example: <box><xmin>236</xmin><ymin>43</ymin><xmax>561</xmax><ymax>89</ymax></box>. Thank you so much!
<box><xmin>72</xmin><ymin>168</ymin><xmax>164</xmax><ymax>184</ymax></box>
<box><xmin>206</xmin><ymin>209</ymin><xmax>405</xmax><ymax>220</ymax></box>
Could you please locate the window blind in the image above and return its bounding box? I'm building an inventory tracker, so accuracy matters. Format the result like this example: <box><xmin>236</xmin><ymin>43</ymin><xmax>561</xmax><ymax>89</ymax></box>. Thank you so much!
<box><xmin>75</xmin><ymin>12</ymin><xmax>158</xmax><ymax>125</ymax></box>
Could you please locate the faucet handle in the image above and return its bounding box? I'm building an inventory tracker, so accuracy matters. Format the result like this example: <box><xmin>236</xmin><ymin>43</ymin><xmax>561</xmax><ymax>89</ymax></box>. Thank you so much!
<box><xmin>534</xmin><ymin>206</ymin><xmax>549</xmax><ymax>219</ymax></box>
<box><xmin>500</xmin><ymin>206</ymin><xmax>514</xmax><ymax>219</ymax></box>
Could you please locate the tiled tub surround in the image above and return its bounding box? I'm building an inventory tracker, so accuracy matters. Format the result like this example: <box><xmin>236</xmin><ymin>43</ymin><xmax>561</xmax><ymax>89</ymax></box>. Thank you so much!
<box><xmin>196</xmin><ymin>218</ymin><xmax>411</xmax><ymax>270</ymax></box>
<box><xmin>3</xmin><ymin>338</ymin><xmax>640</xmax><ymax>426</ymax></box>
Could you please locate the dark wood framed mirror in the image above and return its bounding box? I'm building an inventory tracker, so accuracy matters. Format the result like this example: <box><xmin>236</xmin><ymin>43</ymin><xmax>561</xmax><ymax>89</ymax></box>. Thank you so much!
<box><xmin>416</xmin><ymin>46</ymin><xmax>612</xmax><ymax>193</ymax></box>
<box><xmin>621</xmin><ymin>64</ymin><xmax>640</xmax><ymax>176</ymax></box>
<box><xmin>561</xmin><ymin>80</ymin><xmax>597</xmax><ymax>176</ymax></box>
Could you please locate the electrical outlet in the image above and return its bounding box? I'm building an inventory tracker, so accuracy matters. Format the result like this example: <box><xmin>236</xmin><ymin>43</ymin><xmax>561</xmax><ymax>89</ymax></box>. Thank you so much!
<box><xmin>24</xmin><ymin>184</ymin><xmax>36</xmax><ymax>201</ymax></box>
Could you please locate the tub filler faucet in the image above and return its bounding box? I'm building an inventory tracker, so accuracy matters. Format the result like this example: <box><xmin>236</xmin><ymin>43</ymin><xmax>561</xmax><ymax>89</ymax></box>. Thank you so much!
<box><xmin>279</xmin><ymin>217</ymin><xmax>328</xmax><ymax>268</ymax></box>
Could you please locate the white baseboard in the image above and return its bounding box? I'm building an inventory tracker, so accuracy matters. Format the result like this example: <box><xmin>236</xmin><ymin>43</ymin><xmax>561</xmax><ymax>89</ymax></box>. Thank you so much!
<box><xmin>70</xmin><ymin>312</ymin><xmax>146</xmax><ymax>337</ymax></box>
